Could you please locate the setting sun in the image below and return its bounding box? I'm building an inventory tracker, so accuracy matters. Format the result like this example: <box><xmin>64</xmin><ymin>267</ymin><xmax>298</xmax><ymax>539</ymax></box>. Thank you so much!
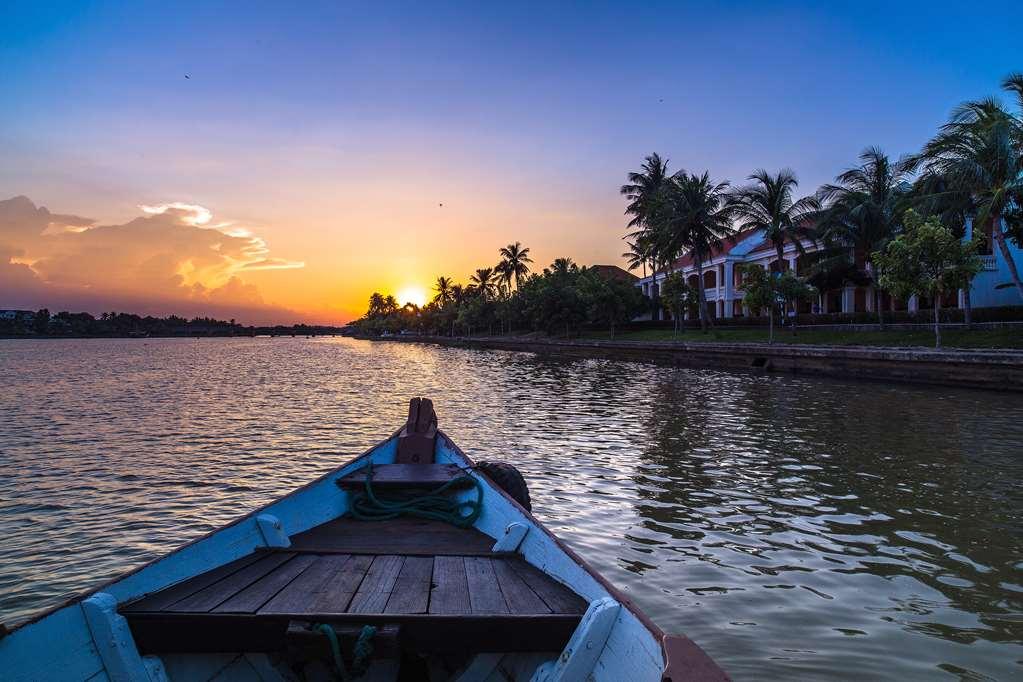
<box><xmin>395</xmin><ymin>285</ymin><xmax>428</xmax><ymax>307</ymax></box>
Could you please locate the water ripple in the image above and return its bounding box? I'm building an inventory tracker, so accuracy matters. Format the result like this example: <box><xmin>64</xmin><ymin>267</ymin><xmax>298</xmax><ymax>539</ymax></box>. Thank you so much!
<box><xmin>1</xmin><ymin>337</ymin><xmax>1022</xmax><ymax>680</ymax></box>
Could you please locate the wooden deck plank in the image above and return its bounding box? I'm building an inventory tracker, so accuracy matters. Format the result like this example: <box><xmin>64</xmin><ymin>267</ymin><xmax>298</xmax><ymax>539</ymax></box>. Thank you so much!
<box><xmin>123</xmin><ymin>553</ymin><xmax>265</xmax><ymax>612</ymax></box>
<box><xmin>164</xmin><ymin>553</ymin><xmax>295</xmax><ymax>613</ymax></box>
<box><xmin>258</xmin><ymin>554</ymin><xmax>350</xmax><ymax>614</ymax></box>
<box><xmin>213</xmin><ymin>554</ymin><xmax>318</xmax><ymax>613</ymax></box>
<box><xmin>336</xmin><ymin>464</ymin><xmax>473</xmax><ymax>490</ymax></box>
<box><xmin>289</xmin><ymin>516</ymin><xmax>494</xmax><ymax>555</ymax></box>
<box><xmin>506</xmin><ymin>559</ymin><xmax>587</xmax><ymax>614</ymax></box>
<box><xmin>310</xmin><ymin>554</ymin><xmax>374</xmax><ymax>613</ymax></box>
<box><xmin>492</xmin><ymin>560</ymin><xmax>551</xmax><ymax>615</ymax></box>
<box><xmin>347</xmin><ymin>555</ymin><xmax>404</xmax><ymax>614</ymax></box>
<box><xmin>464</xmin><ymin>558</ymin><xmax>509</xmax><ymax>614</ymax></box>
<box><xmin>383</xmin><ymin>556</ymin><xmax>434</xmax><ymax>614</ymax></box>
<box><xmin>429</xmin><ymin>556</ymin><xmax>470</xmax><ymax>614</ymax></box>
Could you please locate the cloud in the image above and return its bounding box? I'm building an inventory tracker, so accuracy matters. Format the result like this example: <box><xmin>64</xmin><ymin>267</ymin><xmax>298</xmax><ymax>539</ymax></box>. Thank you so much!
<box><xmin>0</xmin><ymin>195</ymin><xmax>307</xmax><ymax>324</ymax></box>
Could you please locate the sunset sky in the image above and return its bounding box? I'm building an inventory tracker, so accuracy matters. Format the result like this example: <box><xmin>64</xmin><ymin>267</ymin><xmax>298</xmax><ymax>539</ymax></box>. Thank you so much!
<box><xmin>3</xmin><ymin>2</ymin><xmax>1021</xmax><ymax>324</ymax></box>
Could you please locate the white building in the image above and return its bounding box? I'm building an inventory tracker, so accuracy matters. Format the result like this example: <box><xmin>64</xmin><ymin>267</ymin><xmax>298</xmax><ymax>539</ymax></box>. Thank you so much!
<box><xmin>635</xmin><ymin>220</ymin><xmax>1022</xmax><ymax>320</ymax></box>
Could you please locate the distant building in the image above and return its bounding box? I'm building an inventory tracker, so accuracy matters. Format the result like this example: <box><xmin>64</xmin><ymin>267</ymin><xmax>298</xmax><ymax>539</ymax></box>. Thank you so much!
<box><xmin>0</xmin><ymin>310</ymin><xmax>35</xmax><ymax>322</ymax></box>
<box><xmin>634</xmin><ymin>219</ymin><xmax>1023</xmax><ymax>320</ymax></box>
<box><xmin>588</xmin><ymin>264</ymin><xmax>639</xmax><ymax>284</ymax></box>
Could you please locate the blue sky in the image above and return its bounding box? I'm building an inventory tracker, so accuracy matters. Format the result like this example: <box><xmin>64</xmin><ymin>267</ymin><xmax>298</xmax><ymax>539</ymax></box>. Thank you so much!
<box><xmin>1</xmin><ymin>1</ymin><xmax>1021</xmax><ymax>321</ymax></box>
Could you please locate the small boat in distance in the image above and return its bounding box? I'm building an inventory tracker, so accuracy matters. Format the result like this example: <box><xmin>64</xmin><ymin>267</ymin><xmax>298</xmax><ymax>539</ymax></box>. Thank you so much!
<box><xmin>0</xmin><ymin>398</ymin><xmax>727</xmax><ymax>681</ymax></box>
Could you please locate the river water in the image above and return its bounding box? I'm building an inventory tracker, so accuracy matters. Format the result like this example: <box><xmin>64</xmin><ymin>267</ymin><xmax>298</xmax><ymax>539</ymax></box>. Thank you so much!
<box><xmin>1</xmin><ymin>337</ymin><xmax>1021</xmax><ymax>679</ymax></box>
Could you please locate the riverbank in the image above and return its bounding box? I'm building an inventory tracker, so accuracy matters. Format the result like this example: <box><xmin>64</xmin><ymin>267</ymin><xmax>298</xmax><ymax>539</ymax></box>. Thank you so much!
<box><xmin>581</xmin><ymin>325</ymin><xmax>1023</xmax><ymax>349</ymax></box>
<box><xmin>375</xmin><ymin>334</ymin><xmax>1023</xmax><ymax>392</ymax></box>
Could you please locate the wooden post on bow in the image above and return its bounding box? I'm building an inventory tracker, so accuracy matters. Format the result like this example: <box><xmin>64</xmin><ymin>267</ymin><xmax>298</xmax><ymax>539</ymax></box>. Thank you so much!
<box><xmin>395</xmin><ymin>397</ymin><xmax>437</xmax><ymax>464</ymax></box>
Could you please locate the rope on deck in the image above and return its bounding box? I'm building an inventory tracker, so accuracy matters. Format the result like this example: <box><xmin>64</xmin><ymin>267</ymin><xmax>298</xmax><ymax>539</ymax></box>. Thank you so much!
<box><xmin>313</xmin><ymin>623</ymin><xmax>377</xmax><ymax>681</ymax></box>
<box><xmin>347</xmin><ymin>462</ymin><xmax>484</xmax><ymax>528</ymax></box>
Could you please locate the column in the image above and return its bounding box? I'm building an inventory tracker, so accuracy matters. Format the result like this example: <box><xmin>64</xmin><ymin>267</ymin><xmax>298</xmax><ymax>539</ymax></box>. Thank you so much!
<box><xmin>908</xmin><ymin>295</ymin><xmax>919</xmax><ymax>312</ymax></box>
<box><xmin>819</xmin><ymin>292</ymin><xmax>827</xmax><ymax>314</ymax></box>
<box><xmin>866</xmin><ymin>287</ymin><xmax>875</xmax><ymax>312</ymax></box>
<box><xmin>842</xmin><ymin>286</ymin><xmax>855</xmax><ymax>313</ymax></box>
<box><xmin>723</xmin><ymin>261</ymin><xmax>734</xmax><ymax>318</ymax></box>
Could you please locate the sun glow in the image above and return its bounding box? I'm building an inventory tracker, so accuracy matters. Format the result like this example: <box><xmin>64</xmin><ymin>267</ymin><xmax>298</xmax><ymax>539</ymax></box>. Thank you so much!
<box><xmin>396</xmin><ymin>285</ymin><xmax>427</xmax><ymax>307</ymax></box>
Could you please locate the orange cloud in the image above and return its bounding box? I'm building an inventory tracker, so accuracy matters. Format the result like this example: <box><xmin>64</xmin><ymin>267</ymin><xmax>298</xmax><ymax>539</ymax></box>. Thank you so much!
<box><xmin>0</xmin><ymin>195</ymin><xmax>307</xmax><ymax>324</ymax></box>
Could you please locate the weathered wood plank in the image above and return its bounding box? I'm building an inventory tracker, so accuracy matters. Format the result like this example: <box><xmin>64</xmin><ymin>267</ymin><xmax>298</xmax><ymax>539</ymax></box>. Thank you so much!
<box><xmin>429</xmin><ymin>556</ymin><xmax>470</xmax><ymax>614</ymax></box>
<box><xmin>464</xmin><ymin>558</ymin><xmax>509</xmax><ymax>614</ymax></box>
<box><xmin>289</xmin><ymin>516</ymin><xmax>494</xmax><ymax>555</ymax></box>
<box><xmin>383</xmin><ymin>556</ymin><xmax>434</xmax><ymax>614</ymax></box>
<box><xmin>165</xmin><ymin>553</ymin><xmax>294</xmax><ymax>613</ymax></box>
<box><xmin>258</xmin><ymin>555</ymin><xmax>349</xmax><ymax>614</ymax></box>
<box><xmin>311</xmin><ymin>555</ymin><xmax>374</xmax><ymax>613</ymax></box>
<box><xmin>122</xmin><ymin>553</ymin><xmax>265</xmax><ymax>612</ymax></box>
<box><xmin>491</xmin><ymin>560</ymin><xmax>551</xmax><ymax>615</ymax></box>
<box><xmin>347</xmin><ymin>555</ymin><xmax>403</xmax><ymax>614</ymax></box>
<box><xmin>214</xmin><ymin>555</ymin><xmax>317</xmax><ymax>613</ymax></box>
<box><xmin>336</xmin><ymin>464</ymin><xmax>472</xmax><ymax>490</ymax></box>
<box><xmin>506</xmin><ymin>559</ymin><xmax>586</xmax><ymax>614</ymax></box>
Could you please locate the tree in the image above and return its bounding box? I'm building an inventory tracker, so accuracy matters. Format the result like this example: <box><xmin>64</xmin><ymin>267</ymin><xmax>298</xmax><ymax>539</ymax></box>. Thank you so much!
<box><xmin>497</xmin><ymin>242</ymin><xmax>533</xmax><ymax>290</ymax></box>
<box><xmin>729</xmin><ymin>168</ymin><xmax>819</xmax><ymax>269</ymax></box>
<box><xmin>874</xmin><ymin>211</ymin><xmax>982</xmax><ymax>348</ymax></box>
<box><xmin>737</xmin><ymin>264</ymin><xmax>779</xmax><ymax>343</ymax></box>
<box><xmin>916</xmin><ymin>77</ymin><xmax>1023</xmax><ymax>300</ymax></box>
<box><xmin>550</xmin><ymin>257</ymin><xmax>577</xmax><ymax>276</ymax></box>
<box><xmin>774</xmin><ymin>271</ymin><xmax>816</xmax><ymax>335</ymax></box>
<box><xmin>578</xmin><ymin>270</ymin><xmax>644</xmax><ymax>340</ymax></box>
<box><xmin>909</xmin><ymin>171</ymin><xmax>978</xmax><ymax>327</ymax></box>
<box><xmin>815</xmin><ymin>147</ymin><xmax>913</xmax><ymax>328</ymax></box>
<box><xmin>661</xmin><ymin>171</ymin><xmax>734</xmax><ymax>331</ymax></box>
<box><xmin>659</xmin><ymin>271</ymin><xmax>693</xmax><ymax>337</ymax></box>
<box><xmin>469</xmin><ymin>267</ymin><xmax>498</xmax><ymax>301</ymax></box>
<box><xmin>433</xmin><ymin>276</ymin><xmax>454</xmax><ymax>305</ymax></box>
<box><xmin>621</xmin><ymin>153</ymin><xmax>672</xmax><ymax>320</ymax></box>
<box><xmin>33</xmin><ymin>308</ymin><xmax>50</xmax><ymax>334</ymax></box>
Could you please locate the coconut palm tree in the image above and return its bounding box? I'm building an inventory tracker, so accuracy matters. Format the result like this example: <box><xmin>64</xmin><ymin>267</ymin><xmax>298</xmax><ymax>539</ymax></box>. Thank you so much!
<box><xmin>621</xmin><ymin>153</ymin><xmax>672</xmax><ymax>319</ymax></box>
<box><xmin>550</xmin><ymin>257</ymin><xmax>577</xmax><ymax>276</ymax></box>
<box><xmin>662</xmin><ymin>171</ymin><xmax>735</xmax><ymax>331</ymax></box>
<box><xmin>916</xmin><ymin>79</ymin><xmax>1023</xmax><ymax>300</ymax></box>
<box><xmin>622</xmin><ymin>238</ymin><xmax>650</xmax><ymax>280</ymax></box>
<box><xmin>815</xmin><ymin>147</ymin><xmax>913</xmax><ymax>326</ymax></box>
<box><xmin>729</xmin><ymin>168</ymin><xmax>819</xmax><ymax>269</ymax></box>
<box><xmin>497</xmin><ymin>242</ymin><xmax>533</xmax><ymax>290</ymax></box>
<box><xmin>470</xmin><ymin>267</ymin><xmax>498</xmax><ymax>300</ymax></box>
<box><xmin>433</xmin><ymin>276</ymin><xmax>454</xmax><ymax>305</ymax></box>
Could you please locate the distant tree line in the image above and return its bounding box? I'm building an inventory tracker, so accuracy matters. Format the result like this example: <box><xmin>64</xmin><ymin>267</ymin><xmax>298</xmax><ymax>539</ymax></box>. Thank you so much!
<box><xmin>0</xmin><ymin>309</ymin><xmax>345</xmax><ymax>337</ymax></box>
<box><xmin>351</xmin><ymin>244</ymin><xmax>646</xmax><ymax>338</ymax></box>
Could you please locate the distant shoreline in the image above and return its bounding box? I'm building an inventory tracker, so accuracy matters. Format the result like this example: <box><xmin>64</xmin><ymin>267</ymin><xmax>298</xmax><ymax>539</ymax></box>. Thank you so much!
<box><xmin>0</xmin><ymin>332</ymin><xmax>343</xmax><ymax>340</ymax></box>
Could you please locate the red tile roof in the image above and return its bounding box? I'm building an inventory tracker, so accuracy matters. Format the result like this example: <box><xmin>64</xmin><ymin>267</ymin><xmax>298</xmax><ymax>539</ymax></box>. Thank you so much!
<box><xmin>669</xmin><ymin>228</ymin><xmax>761</xmax><ymax>270</ymax></box>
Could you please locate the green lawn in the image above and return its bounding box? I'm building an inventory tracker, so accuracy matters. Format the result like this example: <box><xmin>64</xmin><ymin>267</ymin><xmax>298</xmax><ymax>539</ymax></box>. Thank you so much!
<box><xmin>579</xmin><ymin>326</ymin><xmax>1023</xmax><ymax>350</ymax></box>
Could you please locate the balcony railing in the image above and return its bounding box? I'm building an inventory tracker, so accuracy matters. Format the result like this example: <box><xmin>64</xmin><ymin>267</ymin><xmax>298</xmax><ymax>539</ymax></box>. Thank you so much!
<box><xmin>980</xmin><ymin>254</ymin><xmax>997</xmax><ymax>271</ymax></box>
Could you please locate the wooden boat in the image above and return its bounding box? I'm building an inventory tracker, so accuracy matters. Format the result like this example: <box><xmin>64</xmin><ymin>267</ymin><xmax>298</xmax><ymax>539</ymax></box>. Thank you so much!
<box><xmin>0</xmin><ymin>398</ymin><xmax>727</xmax><ymax>681</ymax></box>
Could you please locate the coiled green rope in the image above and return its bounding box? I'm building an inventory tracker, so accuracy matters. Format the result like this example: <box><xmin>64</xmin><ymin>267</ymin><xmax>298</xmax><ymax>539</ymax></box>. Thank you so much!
<box><xmin>347</xmin><ymin>462</ymin><xmax>484</xmax><ymax>528</ymax></box>
<box><xmin>312</xmin><ymin>623</ymin><xmax>376</xmax><ymax>681</ymax></box>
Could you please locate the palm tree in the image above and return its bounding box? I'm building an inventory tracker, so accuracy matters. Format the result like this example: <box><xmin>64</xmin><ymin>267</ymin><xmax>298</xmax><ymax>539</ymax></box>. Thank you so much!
<box><xmin>916</xmin><ymin>79</ymin><xmax>1023</xmax><ymax>300</ymax></box>
<box><xmin>433</xmin><ymin>276</ymin><xmax>454</xmax><ymax>305</ymax></box>
<box><xmin>470</xmin><ymin>267</ymin><xmax>498</xmax><ymax>300</ymax></box>
<box><xmin>662</xmin><ymin>171</ymin><xmax>734</xmax><ymax>331</ymax></box>
<box><xmin>621</xmin><ymin>153</ymin><xmax>671</xmax><ymax>319</ymax></box>
<box><xmin>729</xmin><ymin>169</ymin><xmax>819</xmax><ymax>270</ymax></box>
<box><xmin>497</xmin><ymin>242</ymin><xmax>533</xmax><ymax>290</ymax></box>
<box><xmin>622</xmin><ymin>238</ymin><xmax>650</xmax><ymax>280</ymax></box>
<box><xmin>550</xmin><ymin>257</ymin><xmax>576</xmax><ymax>276</ymax></box>
<box><xmin>815</xmin><ymin>147</ymin><xmax>913</xmax><ymax>327</ymax></box>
